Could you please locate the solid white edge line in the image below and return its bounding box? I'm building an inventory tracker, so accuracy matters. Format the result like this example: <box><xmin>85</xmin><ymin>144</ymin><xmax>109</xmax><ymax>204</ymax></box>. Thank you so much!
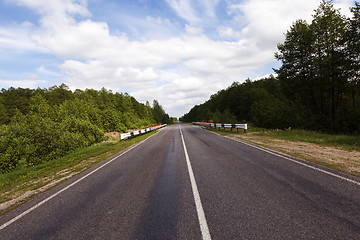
<box><xmin>227</xmin><ymin>136</ymin><xmax>360</xmax><ymax>186</ymax></box>
<box><xmin>179</xmin><ymin>126</ymin><xmax>212</xmax><ymax>240</ymax></box>
<box><xmin>0</xmin><ymin>132</ymin><xmax>158</xmax><ymax>231</ymax></box>
<box><xmin>205</xmin><ymin>128</ymin><xmax>360</xmax><ymax>187</ymax></box>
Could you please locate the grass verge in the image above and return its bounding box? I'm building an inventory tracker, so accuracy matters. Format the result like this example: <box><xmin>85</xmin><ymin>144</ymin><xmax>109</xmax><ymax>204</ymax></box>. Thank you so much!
<box><xmin>262</xmin><ymin>129</ymin><xmax>360</xmax><ymax>151</ymax></box>
<box><xmin>206</xmin><ymin>126</ymin><xmax>359</xmax><ymax>150</ymax></box>
<box><xmin>202</xmin><ymin>125</ymin><xmax>360</xmax><ymax>177</ymax></box>
<box><xmin>0</xmin><ymin>131</ymin><xmax>156</xmax><ymax>215</ymax></box>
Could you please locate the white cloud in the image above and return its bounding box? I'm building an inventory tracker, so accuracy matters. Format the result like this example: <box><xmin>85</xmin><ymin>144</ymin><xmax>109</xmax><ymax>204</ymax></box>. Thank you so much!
<box><xmin>33</xmin><ymin>20</ymin><xmax>120</xmax><ymax>59</ymax></box>
<box><xmin>20</xmin><ymin>1</ymin><xmax>294</xmax><ymax>116</ymax></box>
<box><xmin>185</xmin><ymin>24</ymin><xmax>203</xmax><ymax>35</ymax></box>
<box><xmin>218</xmin><ymin>26</ymin><xmax>241</xmax><ymax>39</ymax></box>
<box><xmin>0</xmin><ymin>24</ymin><xmax>46</xmax><ymax>53</ymax></box>
<box><xmin>115</xmin><ymin>14</ymin><xmax>180</xmax><ymax>40</ymax></box>
<box><xmin>227</xmin><ymin>0</ymin><xmax>353</xmax><ymax>51</ymax></box>
<box><xmin>229</xmin><ymin>0</ymin><xmax>319</xmax><ymax>50</ymax></box>
<box><xmin>132</xmin><ymin>73</ymin><xmax>222</xmax><ymax>118</ymax></box>
<box><xmin>145</xmin><ymin>16</ymin><xmax>172</xmax><ymax>26</ymax></box>
<box><xmin>0</xmin><ymin>79</ymin><xmax>46</xmax><ymax>89</ymax></box>
<box><xmin>20</xmin><ymin>21</ymin><xmax>34</xmax><ymax>27</ymax></box>
<box><xmin>61</xmin><ymin>60</ymin><xmax>159</xmax><ymax>91</ymax></box>
<box><xmin>25</xmin><ymin>72</ymin><xmax>38</xmax><ymax>80</ymax></box>
<box><xmin>165</xmin><ymin>0</ymin><xmax>220</xmax><ymax>26</ymax></box>
<box><xmin>165</xmin><ymin>0</ymin><xmax>201</xmax><ymax>24</ymax></box>
<box><xmin>37</xmin><ymin>66</ymin><xmax>63</xmax><ymax>77</ymax></box>
<box><xmin>200</xmin><ymin>0</ymin><xmax>220</xmax><ymax>18</ymax></box>
<box><xmin>335</xmin><ymin>0</ymin><xmax>354</xmax><ymax>16</ymax></box>
<box><xmin>2</xmin><ymin>0</ymin><xmax>355</xmax><ymax>117</ymax></box>
<box><xmin>13</xmin><ymin>0</ymin><xmax>90</xmax><ymax>20</ymax></box>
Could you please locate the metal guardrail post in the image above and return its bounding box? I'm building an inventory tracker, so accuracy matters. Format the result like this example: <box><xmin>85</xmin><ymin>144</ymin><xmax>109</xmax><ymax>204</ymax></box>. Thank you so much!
<box><xmin>194</xmin><ymin>122</ymin><xmax>248</xmax><ymax>133</ymax></box>
<box><xmin>120</xmin><ymin>124</ymin><xmax>167</xmax><ymax>140</ymax></box>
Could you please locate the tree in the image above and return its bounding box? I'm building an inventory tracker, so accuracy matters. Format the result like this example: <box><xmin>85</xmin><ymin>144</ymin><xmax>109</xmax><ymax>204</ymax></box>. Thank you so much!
<box><xmin>46</xmin><ymin>84</ymin><xmax>73</xmax><ymax>106</ymax></box>
<box><xmin>275</xmin><ymin>0</ymin><xmax>350</xmax><ymax>130</ymax></box>
<box><xmin>0</xmin><ymin>84</ymin><xmax>171</xmax><ymax>173</ymax></box>
<box><xmin>312</xmin><ymin>0</ymin><xmax>348</xmax><ymax>128</ymax></box>
<box><xmin>102</xmin><ymin>108</ymin><xmax>126</xmax><ymax>132</ymax></box>
<box><xmin>347</xmin><ymin>1</ymin><xmax>360</xmax><ymax>109</ymax></box>
<box><xmin>152</xmin><ymin>99</ymin><xmax>167</xmax><ymax>123</ymax></box>
<box><xmin>29</xmin><ymin>94</ymin><xmax>51</xmax><ymax>119</ymax></box>
<box><xmin>180</xmin><ymin>1</ymin><xmax>360</xmax><ymax>133</ymax></box>
<box><xmin>275</xmin><ymin>20</ymin><xmax>314</xmax><ymax>111</ymax></box>
<box><xmin>0</xmin><ymin>96</ymin><xmax>8</xmax><ymax>124</ymax></box>
<box><xmin>1</xmin><ymin>87</ymin><xmax>34</xmax><ymax>120</ymax></box>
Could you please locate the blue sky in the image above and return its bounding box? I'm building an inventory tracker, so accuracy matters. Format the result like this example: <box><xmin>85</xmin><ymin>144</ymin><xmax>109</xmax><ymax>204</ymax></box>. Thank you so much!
<box><xmin>0</xmin><ymin>0</ymin><xmax>354</xmax><ymax>117</ymax></box>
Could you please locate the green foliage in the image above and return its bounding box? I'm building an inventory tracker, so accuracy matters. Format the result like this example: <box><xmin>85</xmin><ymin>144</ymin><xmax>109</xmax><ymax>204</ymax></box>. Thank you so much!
<box><xmin>212</xmin><ymin>109</ymin><xmax>237</xmax><ymax>123</ymax></box>
<box><xmin>0</xmin><ymin>96</ymin><xmax>9</xmax><ymax>124</ymax></box>
<box><xmin>275</xmin><ymin>0</ymin><xmax>360</xmax><ymax>132</ymax></box>
<box><xmin>251</xmin><ymin>97</ymin><xmax>285</xmax><ymax>129</ymax></box>
<box><xmin>181</xmin><ymin>76</ymin><xmax>293</xmax><ymax>127</ymax></box>
<box><xmin>0</xmin><ymin>84</ymin><xmax>170</xmax><ymax>173</ymax></box>
<box><xmin>0</xmin><ymin>87</ymin><xmax>34</xmax><ymax>123</ymax></box>
<box><xmin>152</xmin><ymin>99</ymin><xmax>172</xmax><ymax>124</ymax></box>
<box><xmin>101</xmin><ymin>108</ymin><xmax>126</xmax><ymax>132</ymax></box>
<box><xmin>181</xmin><ymin>1</ymin><xmax>360</xmax><ymax>135</ymax></box>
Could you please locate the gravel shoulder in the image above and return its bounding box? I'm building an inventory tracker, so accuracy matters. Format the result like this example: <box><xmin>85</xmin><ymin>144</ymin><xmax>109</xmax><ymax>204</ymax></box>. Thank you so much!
<box><xmin>234</xmin><ymin>132</ymin><xmax>360</xmax><ymax>177</ymax></box>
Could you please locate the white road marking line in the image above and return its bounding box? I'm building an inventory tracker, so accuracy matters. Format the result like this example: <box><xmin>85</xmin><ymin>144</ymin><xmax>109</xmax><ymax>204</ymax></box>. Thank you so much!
<box><xmin>0</xmin><ymin>133</ymin><xmax>158</xmax><ymax>231</ymax></box>
<box><xmin>179</xmin><ymin>126</ymin><xmax>212</xmax><ymax>240</ymax></box>
<box><xmin>208</xmin><ymin>129</ymin><xmax>360</xmax><ymax>187</ymax></box>
<box><xmin>229</xmin><ymin>136</ymin><xmax>360</xmax><ymax>186</ymax></box>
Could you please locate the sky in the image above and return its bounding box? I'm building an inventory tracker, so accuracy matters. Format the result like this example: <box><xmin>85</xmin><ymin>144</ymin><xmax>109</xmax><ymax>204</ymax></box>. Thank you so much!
<box><xmin>0</xmin><ymin>0</ymin><xmax>354</xmax><ymax>117</ymax></box>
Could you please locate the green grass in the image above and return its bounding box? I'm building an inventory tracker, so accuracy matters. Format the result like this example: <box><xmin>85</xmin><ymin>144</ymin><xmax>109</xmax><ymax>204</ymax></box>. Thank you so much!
<box><xmin>0</xmin><ymin>144</ymin><xmax>107</xmax><ymax>188</ymax></box>
<box><xmin>0</xmin><ymin>131</ymin><xmax>156</xmax><ymax>212</ymax></box>
<box><xmin>203</xmin><ymin>124</ymin><xmax>360</xmax><ymax>151</ymax></box>
<box><xmin>206</xmin><ymin>127</ymin><xmax>242</xmax><ymax>135</ymax></box>
<box><xmin>262</xmin><ymin>129</ymin><xmax>360</xmax><ymax>151</ymax></box>
<box><xmin>201</xmin><ymin>125</ymin><xmax>360</xmax><ymax>177</ymax></box>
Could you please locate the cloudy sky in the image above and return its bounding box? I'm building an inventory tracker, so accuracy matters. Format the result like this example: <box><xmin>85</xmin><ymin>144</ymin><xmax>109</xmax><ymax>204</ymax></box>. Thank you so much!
<box><xmin>0</xmin><ymin>0</ymin><xmax>354</xmax><ymax>117</ymax></box>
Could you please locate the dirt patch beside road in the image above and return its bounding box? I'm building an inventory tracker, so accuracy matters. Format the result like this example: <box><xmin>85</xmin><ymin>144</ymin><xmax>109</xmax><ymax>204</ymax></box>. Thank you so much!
<box><xmin>104</xmin><ymin>132</ymin><xmax>121</xmax><ymax>142</ymax></box>
<box><xmin>235</xmin><ymin>133</ymin><xmax>360</xmax><ymax>177</ymax></box>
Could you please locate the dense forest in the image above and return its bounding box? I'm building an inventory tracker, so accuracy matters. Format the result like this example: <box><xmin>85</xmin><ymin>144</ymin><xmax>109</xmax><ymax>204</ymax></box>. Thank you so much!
<box><xmin>0</xmin><ymin>84</ymin><xmax>173</xmax><ymax>173</ymax></box>
<box><xmin>181</xmin><ymin>0</ymin><xmax>360</xmax><ymax>134</ymax></box>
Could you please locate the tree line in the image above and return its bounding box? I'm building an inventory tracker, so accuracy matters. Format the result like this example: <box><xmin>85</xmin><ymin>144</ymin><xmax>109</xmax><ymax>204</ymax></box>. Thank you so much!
<box><xmin>181</xmin><ymin>0</ymin><xmax>360</xmax><ymax>134</ymax></box>
<box><xmin>0</xmin><ymin>84</ymin><xmax>173</xmax><ymax>173</ymax></box>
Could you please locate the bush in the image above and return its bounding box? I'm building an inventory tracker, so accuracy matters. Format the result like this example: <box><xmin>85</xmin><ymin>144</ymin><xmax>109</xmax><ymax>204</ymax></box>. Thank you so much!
<box><xmin>60</xmin><ymin>117</ymin><xmax>104</xmax><ymax>145</ymax></box>
<box><xmin>0</xmin><ymin>85</ymin><xmax>167</xmax><ymax>173</ymax></box>
<box><xmin>0</xmin><ymin>115</ymin><xmax>105</xmax><ymax>173</ymax></box>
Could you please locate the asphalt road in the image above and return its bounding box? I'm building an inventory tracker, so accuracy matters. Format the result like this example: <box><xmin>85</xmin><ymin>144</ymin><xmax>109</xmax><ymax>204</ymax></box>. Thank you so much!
<box><xmin>1</xmin><ymin>123</ymin><xmax>360</xmax><ymax>239</ymax></box>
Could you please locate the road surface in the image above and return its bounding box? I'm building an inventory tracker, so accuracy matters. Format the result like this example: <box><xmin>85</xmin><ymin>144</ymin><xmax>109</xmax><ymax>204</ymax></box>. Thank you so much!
<box><xmin>1</xmin><ymin>123</ymin><xmax>360</xmax><ymax>239</ymax></box>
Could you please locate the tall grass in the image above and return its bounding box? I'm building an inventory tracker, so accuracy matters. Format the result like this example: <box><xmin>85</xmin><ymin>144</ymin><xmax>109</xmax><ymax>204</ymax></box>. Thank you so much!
<box><xmin>267</xmin><ymin>129</ymin><xmax>360</xmax><ymax>151</ymax></box>
<box><xmin>206</xmin><ymin>124</ymin><xmax>360</xmax><ymax>151</ymax></box>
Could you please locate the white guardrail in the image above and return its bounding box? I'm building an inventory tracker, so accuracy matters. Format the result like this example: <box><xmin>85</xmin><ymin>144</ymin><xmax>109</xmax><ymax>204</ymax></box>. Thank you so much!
<box><xmin>193</xmin><ymin>122</ymin><xmax>247</xmax><ymax>132</ymax></box>
<box><xmin>120</xmin><ymin>124</ymin><xmax>167</xmax><ymax>140</ymax></box>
